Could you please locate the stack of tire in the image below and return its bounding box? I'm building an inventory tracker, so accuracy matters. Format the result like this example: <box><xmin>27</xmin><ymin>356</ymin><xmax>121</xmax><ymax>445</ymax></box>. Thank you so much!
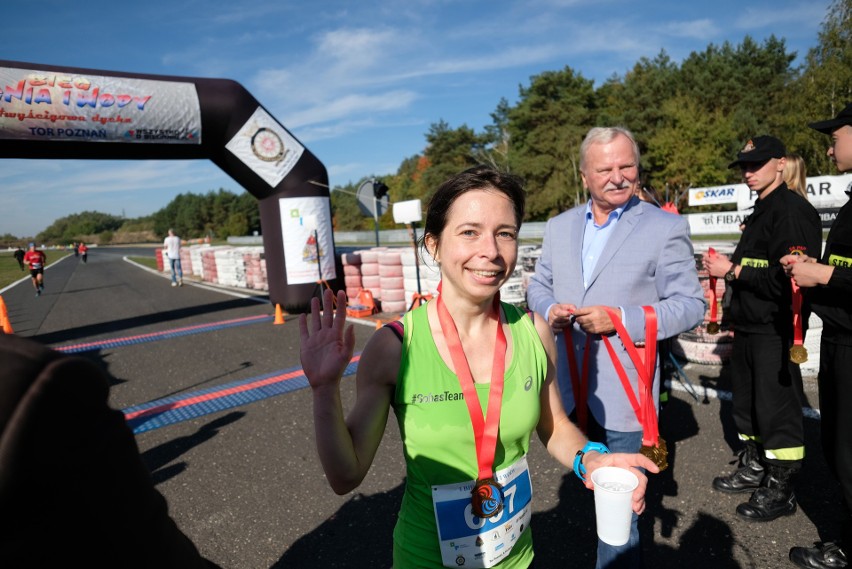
<box><xmin>500</xmin><ymin>265</ymin><xmax>525</xmax><ymax>307</ymax></box>
<box><xmin>243</xmin><ymin>247</ymin><xmax>268</xmax><ymax>291</ymax></box>
<box><xmin>400</xmin><ymin>246</ymin><xmax>440</xmax><ymax>308</ymax></box>
<box><xmin>519</xmin><ymin>246</ymin><xmax>541</xmax><ymax>294</ymax></box>
<box><xmin>671</xmin><ymin>248</ymin><xmax>734</xmax><ymax>365</ymax></box>
<box><xmin>378</xmin><ymin>250</ymin><xmax>407</xmax><ymax>314</ymax></box>
<box><xmin>179</xmin><ymin>246</ymin><xmax>194</xmax><ymax>277</ymax></box>
<box><xmin>201</xmin><ymin>248</ymin><xmax>222</xmax><ymax>283</ymax></box>
<box><xmin>341</xmin><ymin>251</ymin><xmax>363</xmax><ymax>300</ymax></box>
<box><xmin>189</xmin><ymin>245</ymin><xmax>205</xmax><ymax>277</ymax></box>
<box><xmin>215</xmin><ymin>248</ymin><xmax>247</xmax><ymax>288</ymax></box>
<box><xmin>358</xmin><ymin>248</ymin><xmax>381</xmax><ymax>303</ymax></box>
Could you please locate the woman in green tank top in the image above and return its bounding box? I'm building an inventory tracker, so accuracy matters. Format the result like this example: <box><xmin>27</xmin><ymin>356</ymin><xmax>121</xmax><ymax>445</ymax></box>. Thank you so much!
<box><xmin>299</xmin><ymin>167</ymin><xmax>658</xmax><ymax>568</ymax></box>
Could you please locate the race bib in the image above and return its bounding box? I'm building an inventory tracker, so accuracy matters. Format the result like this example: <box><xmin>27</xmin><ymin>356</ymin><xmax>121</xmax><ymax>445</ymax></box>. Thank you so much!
<box><xmin>431</xmin><ymin>456</ymin><xmax>532</xmax><ymax>568</ymax></box>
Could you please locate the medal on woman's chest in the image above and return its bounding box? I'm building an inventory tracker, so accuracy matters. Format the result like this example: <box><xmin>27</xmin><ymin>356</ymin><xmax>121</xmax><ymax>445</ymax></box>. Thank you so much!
<box><xmin>436</xmin><ymin>288</ymin><xmax>508</xmax><ymax>521</ymax></box>
<box><xmin>471</xmin><ymin>478</ymin><xmax>504</xmax><ymax>519</ymax></box>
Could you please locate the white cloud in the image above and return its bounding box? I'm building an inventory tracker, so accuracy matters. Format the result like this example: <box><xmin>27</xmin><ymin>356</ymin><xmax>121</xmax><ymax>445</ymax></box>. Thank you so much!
<box><xmin>655</xmin><ymin>19</ymin><xmax>720</xmax><ymax>41</ymax></box>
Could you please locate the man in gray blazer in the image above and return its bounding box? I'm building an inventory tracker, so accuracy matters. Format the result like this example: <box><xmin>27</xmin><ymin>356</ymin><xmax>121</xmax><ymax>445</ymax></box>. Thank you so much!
<box><xmin>527</xmin><ymin>126</ymin><xmax>704</xmax><ymax>569</ymax></box>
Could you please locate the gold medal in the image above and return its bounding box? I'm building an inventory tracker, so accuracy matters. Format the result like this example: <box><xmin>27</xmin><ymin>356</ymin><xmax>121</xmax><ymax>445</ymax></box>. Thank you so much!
<box><xmin>471</xmin><ymin>478</ymin><xmax>504</xmax><ymax>519</ymax></box>
<box><xmin>789</xmin><ymin>344</ymin><xmax>808</xmax><ymax>364</ymax></box>
<box><xmin>706</xmin><ymin>321</ymin><xmax>720</xmax><ymax>335</ymax></box>
<box><xmin>640</xmin><ymin>437</ymin><xmax>669</xmax><ymax>471</ymax></box>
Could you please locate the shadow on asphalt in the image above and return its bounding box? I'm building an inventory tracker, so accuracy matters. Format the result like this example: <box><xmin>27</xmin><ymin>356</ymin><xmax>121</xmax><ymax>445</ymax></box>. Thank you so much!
<box><xmin>273</xmin><ymin>487</ymin><xmax>401</xmax><ymax>568</ymax></box>
<box><xmin>142</xmin><ymin>412</ymin><xmax>246</xmax><ymax>486</ymax></box>
<box><xmin>30</xmin><ymin>298</ymin><xmax>262</xmax><ymax>345</ymax></box>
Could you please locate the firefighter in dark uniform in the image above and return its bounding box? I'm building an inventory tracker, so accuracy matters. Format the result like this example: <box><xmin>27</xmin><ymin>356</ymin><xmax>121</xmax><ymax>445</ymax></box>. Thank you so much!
<box><xmin>785</xmin><ymin>103</ymin><xmax>852</xmax><ymax>569</ymax></box>
<box><xmin>702</xmin><ymin>135</ymin><xmax>822</xmax><ymax>522</ymax></box>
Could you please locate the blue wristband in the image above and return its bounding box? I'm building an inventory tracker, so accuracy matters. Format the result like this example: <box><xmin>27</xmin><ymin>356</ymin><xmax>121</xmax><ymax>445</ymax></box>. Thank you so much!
<box><xmin>573</xmin><ymin>441</ymin><xmax>610</xmax><ymax>481</ymax></box>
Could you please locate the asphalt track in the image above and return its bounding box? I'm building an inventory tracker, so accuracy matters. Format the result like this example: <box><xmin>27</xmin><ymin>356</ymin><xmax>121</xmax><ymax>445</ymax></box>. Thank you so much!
<box><xmin>2</xmin><ymin>246</ymin><xmax>841</xmax><ymax>569</ymax></box>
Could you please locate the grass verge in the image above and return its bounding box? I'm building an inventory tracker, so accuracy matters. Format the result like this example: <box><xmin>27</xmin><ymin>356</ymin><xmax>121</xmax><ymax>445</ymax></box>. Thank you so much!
<box><xmin>0</xmin><ymin>251</ymin><xmax>72</xmax><ymax>290</ymax></box>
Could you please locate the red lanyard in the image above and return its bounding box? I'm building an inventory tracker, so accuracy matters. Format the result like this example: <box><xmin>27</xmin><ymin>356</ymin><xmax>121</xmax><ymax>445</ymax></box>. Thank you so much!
<box><xmin>436</xmin><ymin>290</ymin><xmax>507</xmax><ymax>482</ymax></box>
<box><xmin>791</xmin><ymin>278</ymin><xmax>804</xmax><ymax>348</ymax></box>
<box><xmin>707</xmin><ymin>247</ymin><xmax>719</xmax><ymax>327</ymax></box>
<box><xmin>600</xmin><ymin>306</ymin><xmax>660</xmax><ymax>447</ymax></box>
<box><xmin>563</xmin><ymin>333</ymin><xmax>591</xmax><ymax>433</ymax></box>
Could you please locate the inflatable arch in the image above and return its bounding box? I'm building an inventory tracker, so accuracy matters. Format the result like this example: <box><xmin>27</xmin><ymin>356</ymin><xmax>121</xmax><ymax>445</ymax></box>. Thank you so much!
<box><xmin>0</xmin><ymin>60</ymin><xmax>338</xmax><ymax>310</ymax></box>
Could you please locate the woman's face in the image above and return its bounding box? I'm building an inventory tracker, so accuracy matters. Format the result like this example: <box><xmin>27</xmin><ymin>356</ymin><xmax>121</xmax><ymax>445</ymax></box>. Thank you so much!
<box><xmin>427</xmin><ymin>189</ymin><xmax>519</xmax><ymax>304</ymax></box>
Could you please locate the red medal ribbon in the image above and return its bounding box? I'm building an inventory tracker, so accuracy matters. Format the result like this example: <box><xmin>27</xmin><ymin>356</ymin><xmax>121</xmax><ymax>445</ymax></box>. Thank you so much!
<box><xmin>707</xmin><ymin>247</ymin><xmax>718</xmax><ymax>326</ymax></box>
<box><xmin>791</xmin><ymin>277</ymin><xmax>804</xmax><ymax>349</ymax></box>
<box><xmin>600</xmin><ymin>306</ymin><xmax>660</xmax><ymax>447</ymax></box>
<box><xmin>436</xmin><ymin>286</ymin><xmax>507</xmax><ymax>482</ymax></box>
<box><xmin>563</xmin><ymin>332</ymin><xmax>591</xmax><ymax>433</ymax></box>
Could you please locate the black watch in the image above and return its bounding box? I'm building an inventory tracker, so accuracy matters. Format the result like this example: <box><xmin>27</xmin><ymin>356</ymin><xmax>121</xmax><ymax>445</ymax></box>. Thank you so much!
<box><xmin>724</xmin><ymin>265</ymin><xmax>738</xmax><ymax>282</ymax></box>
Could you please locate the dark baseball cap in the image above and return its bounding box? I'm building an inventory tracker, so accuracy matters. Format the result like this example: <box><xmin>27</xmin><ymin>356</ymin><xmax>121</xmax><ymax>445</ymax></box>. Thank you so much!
<box><xmin>808</xmin><ymin>102</ymin><xmax>852</xmax><ymax>134</ymax></box>
<box><xmin>728</xmin><ymin>135</ymin><xmax>786</xmax><ymax>168</ymax></box>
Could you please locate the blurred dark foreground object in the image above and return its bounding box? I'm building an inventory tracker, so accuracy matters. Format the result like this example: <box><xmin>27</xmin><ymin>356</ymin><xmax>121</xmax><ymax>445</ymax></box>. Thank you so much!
<box><xmin>0</xmin><ymin>334</ymin><xmax>220</xmax><ymax>569</ymax></box>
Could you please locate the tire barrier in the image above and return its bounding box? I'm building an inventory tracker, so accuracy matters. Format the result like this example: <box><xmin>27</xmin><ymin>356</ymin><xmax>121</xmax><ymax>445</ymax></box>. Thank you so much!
<box><xmin>341</xmin><ymin>252</ymin><xmax>362</xmax><ymax>299</ymax></box>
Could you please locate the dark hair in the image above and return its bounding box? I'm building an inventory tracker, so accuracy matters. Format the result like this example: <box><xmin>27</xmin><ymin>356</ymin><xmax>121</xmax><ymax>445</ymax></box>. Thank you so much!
<box><xmin>421</xmin><ymin>166</ymin><xmax>526</xmax><ymax>251</ymax></box>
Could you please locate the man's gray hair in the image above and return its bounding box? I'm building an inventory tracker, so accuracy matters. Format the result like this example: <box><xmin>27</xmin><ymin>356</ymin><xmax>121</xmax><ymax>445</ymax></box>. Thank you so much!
<box><xmin>579</xmin><ymin>126</ymin><xmax>640</xmax><ymax>172</ymax></box>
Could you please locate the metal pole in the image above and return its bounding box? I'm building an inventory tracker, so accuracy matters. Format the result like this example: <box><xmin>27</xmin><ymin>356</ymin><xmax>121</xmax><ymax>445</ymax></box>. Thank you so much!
<box><xmin>372</xmin><ymin>178</ymin><xmax>380</xmax><ymax>247</ymax></box>
<box><xmin>314</xmin><ymin>229</ymin><xmax>323</xmax><ymax>282</ymax></box>
<box><xmin>411</xmin><ymin>222</ymin><xmax>422</xmax><ymax>295</ymax></box>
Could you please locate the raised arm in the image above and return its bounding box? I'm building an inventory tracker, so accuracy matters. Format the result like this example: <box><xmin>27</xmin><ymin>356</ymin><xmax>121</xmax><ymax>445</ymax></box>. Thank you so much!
<box><xmin>299</xmin><ymin>289</ymin><xmax>398</xmax><ymax>494</ymax></box>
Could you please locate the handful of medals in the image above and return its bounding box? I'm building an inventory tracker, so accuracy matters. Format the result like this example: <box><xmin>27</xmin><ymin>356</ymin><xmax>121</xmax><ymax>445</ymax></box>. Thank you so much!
<box><xmin>640</xmin><ymin>437</ymin><xmax>669</xmax><ymax>471</ymax></box>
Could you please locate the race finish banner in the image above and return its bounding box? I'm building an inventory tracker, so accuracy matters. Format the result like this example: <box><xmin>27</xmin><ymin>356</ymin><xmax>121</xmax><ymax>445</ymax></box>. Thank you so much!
<box><xmin>0</xmin><ymin>59</ymin><xmax>333</xmax><ymax>311</ymax></box>
<box><xmin>0</xmin><ymin>66</ymin><xmax>201</xmax><ymax>144</ymax></box>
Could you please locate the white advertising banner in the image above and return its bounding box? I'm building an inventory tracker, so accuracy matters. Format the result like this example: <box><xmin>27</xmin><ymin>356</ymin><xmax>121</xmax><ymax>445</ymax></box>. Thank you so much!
<box><xmin>688</xmin><ymin>184</ymin><xmax>744</xmax><ymax>206</ymax></box>
<box><xmin>0</xmin><ymin>66</ymin><xmax>201</xmax><ymax>144</ymax></box>
<box><xmin>279</xmin><ymin>196</ymin><xmax>336</xmax><ymax>285</ymax></box>
<box><xmin>686</xmin><ymin>210</ymin><xmax>751</xmax><ymax>236</ymax></box>
<box><xmin>226</xmin><ymin>107</ymin><xmax>304</xmax><ymax>188</ymax></box>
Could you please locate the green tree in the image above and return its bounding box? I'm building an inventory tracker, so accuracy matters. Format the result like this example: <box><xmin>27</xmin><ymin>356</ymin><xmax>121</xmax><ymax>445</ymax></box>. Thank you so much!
<box><xmin>678</xmin><ymin>36</ymin><xmax>795</xmax><ymax>143</ymax></box>
<box><xmin>419</xmin><ymin>121</ymin><xmax>489</xmax><ymax>200</ymax></box>
<box><xmin>788</xmin><ymin>0</ymin><xmax>852</xmax><ymax>174</ymax></box>
<box><xmin>645</xmin><ymin>95</ymin><xmax>738</xmax><ymax>203</ymax></box>
<box><xmin>597</xmin><ymin>50</ymin><xmax>680</xmax><ymax>159</ymax></box>
<box><xmin>507</xmin><ymin>66</ymin><xmax>596</xmax><ymax>219</ymax></box>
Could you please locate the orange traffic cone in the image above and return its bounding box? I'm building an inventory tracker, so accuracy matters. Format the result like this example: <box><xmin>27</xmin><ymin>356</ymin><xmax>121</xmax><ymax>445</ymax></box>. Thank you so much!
<box><xmin>274</xmin><ymin>304</ymin><xmax>285</xmax><ymax>325</ymax></box>
<box><xmin>0</xmin><ymin>295</ymin><xmax>12</xmax><ymax>334</ymax></box>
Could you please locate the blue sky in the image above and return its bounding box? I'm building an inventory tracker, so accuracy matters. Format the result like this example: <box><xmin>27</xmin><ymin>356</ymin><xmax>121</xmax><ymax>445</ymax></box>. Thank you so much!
<box><xmin>0</xmin><ymin>0</ymin><xmax>832</xmax><ymax>238</ymax></box>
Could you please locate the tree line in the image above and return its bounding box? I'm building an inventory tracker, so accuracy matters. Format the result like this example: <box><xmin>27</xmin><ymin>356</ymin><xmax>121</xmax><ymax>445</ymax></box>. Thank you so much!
<box><xmin>5</xmin><ymin>189</ymin><xmax>262</xmax><ymax>247</ymax></box>
<box><xmin>333</xmin><ymin>0</ymin><xmax>851</xmax><ymax>228</ymax></box>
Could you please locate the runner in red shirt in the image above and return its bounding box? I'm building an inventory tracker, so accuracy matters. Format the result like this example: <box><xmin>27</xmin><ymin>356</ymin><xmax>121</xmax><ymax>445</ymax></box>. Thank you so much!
<box><xmin>23</xmin><ymin>243</ymin><xmax>47</xmax><ymax>297</ymax></box>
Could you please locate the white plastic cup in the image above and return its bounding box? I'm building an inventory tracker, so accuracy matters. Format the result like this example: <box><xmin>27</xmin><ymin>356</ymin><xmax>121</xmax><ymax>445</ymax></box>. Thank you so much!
<box><xmin>591</xmin><ymin>466</ymin><xmax>639</xmax><ymax>546</ymax></box>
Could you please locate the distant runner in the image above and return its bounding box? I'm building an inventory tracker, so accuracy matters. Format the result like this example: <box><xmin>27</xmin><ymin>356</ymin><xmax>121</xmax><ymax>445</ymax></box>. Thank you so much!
<box><xmin>23</xmin><ymin>243</ymin><xmax>46</xmax><ymax>297</ymax></box>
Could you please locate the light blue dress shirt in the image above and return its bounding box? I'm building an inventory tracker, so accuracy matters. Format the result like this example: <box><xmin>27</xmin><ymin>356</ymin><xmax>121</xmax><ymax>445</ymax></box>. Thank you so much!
<box><xmin>581</xmin><ymin>201</ymin><xmax>624</xmax><ymax>288</ymax></box>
